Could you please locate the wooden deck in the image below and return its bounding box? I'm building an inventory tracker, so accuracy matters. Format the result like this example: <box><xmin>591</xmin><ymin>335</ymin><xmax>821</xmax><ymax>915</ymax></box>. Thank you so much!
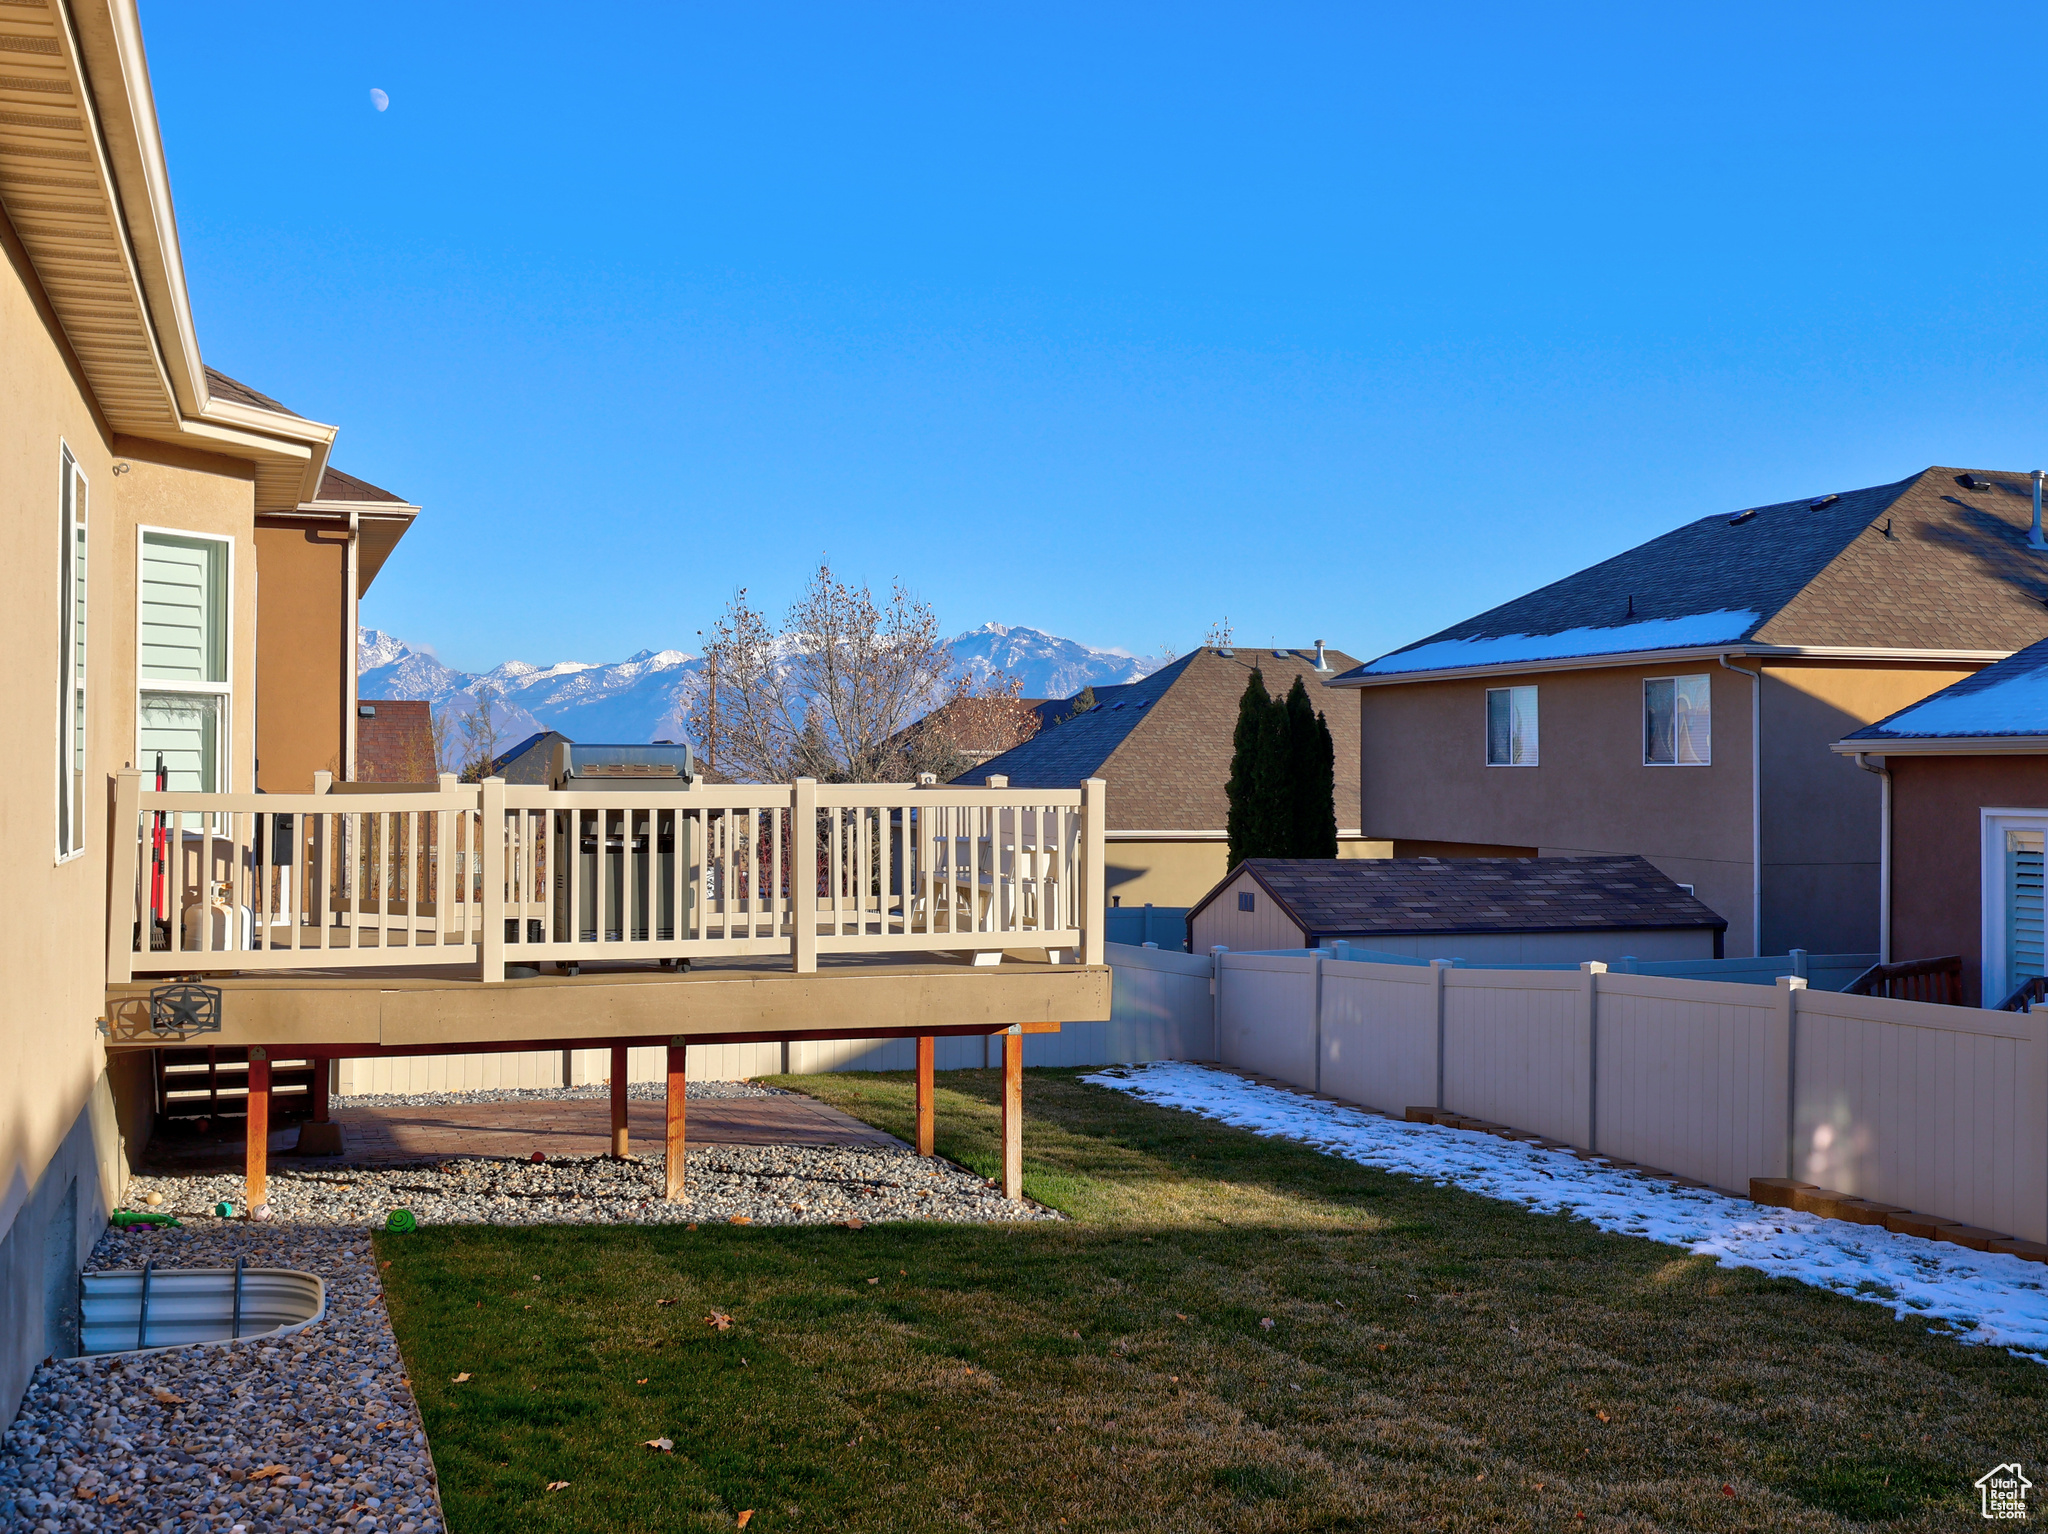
<box><xmin>104</xmin><ymin>951</ymin><xmax>1106</xmax><ymax>1053</ymax></box>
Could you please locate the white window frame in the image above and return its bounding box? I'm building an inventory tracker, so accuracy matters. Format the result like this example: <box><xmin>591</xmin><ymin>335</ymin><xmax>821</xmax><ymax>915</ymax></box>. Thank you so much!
<box><xmin>56</xmin><ymin>444</ymin><xmax>88</xmax><ymax>863</ymax></box>
<box><xmin>1643</xmin><ymin>673</ymin><xmax>1712</xmax><ymax>767</ymax></box>
<box><xmin>1981</xmin><ymin>808</ymin><xmax>2048</xmax><ymax>1005</ymax></box>
<box><xmin>135</xmin><ymin>526</ymin><xmax>234</xmax><ymax>794</ymax></box>
<box><xmin>1484</xmin><ymin>684</ymin><xmax>1538</xmax><ymax>767</ymax></box>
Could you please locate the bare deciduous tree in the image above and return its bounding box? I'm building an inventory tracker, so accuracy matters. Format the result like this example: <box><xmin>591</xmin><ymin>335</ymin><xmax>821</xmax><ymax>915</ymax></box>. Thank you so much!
<box><xmin>691</xmin><ymin>564</ymin><xmax>960</xmax><ymax>783</ymax></box>
<box><xmin>458</xmin><ymin>685</ymin><xmax>503</xmax><ymax>782</ymax></box>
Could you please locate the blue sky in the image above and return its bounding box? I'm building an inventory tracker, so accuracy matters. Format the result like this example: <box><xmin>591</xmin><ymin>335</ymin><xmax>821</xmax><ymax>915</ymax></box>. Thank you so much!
<box><xmin>145</xmin><ymin>3</ymin><xmax>2048</xmax><ymax>674</ymax></box>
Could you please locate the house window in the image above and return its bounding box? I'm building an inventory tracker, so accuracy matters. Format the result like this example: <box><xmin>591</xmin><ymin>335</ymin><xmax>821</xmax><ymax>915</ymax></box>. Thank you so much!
<box><xmin>56</xmin><ymin>447</ymin><xmax>87</xmax><ymax>860</ymax></box>
<box><xmin>1238</xmin><ymin>891</ymin><xmax>1255</xmax><ymax>911</ymax></box>
<box><xmin>2003</xmin><ymin>826</ymin><xmax>2045</xmax><ymax>1000</ymax></box>
<box><xmin>138</xmin><ymin>531</ymin><xmax>230</xmax><ymax>792</ymax></box>
<box><xmin>1485</xmin><ymin>686</ymin><xmax>1538</xmax><ymax>766</ymax></box>
<box><xmin>1644</xmin><ymin>675</ymin><xmax>1711</xmax><ymax>765</ymax></box>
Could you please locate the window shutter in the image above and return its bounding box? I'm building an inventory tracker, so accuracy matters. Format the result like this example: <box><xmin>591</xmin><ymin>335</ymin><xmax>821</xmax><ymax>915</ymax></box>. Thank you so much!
<box><xmin>2007</xmin><ymin>829</ymin><xmax>2045</xmax><ymax>997</ymax></box>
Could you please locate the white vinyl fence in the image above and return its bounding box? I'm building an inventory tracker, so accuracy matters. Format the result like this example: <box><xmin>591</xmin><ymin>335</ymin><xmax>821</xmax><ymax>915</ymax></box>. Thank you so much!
<box><xmin>1213</xmin><ymin>951</ymin><xmax>2048</xmax><ymax>1244</ymax></box>
<box><xmin>338</xmin><ymin>941</ymin><xmax>1215</xmax><ymax>1094</ymax></box>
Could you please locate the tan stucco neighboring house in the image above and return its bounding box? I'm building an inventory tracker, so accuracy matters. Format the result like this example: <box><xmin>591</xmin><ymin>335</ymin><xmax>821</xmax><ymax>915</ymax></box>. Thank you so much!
<box><xmin>1326</xmin><ymin>469</ymin><xmax>2048</xmax><ymax>958</ymax></box>
<box><xmin>962</xmin><ymin>644</ymin><xmax>1387</xmax><ymax>907</ymax></box>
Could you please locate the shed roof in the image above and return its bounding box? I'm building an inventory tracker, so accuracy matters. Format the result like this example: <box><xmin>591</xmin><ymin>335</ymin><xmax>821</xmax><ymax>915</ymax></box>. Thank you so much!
<box><xmin>958</xmin><ymin>645</ymin><xmax>1361</xmax><ymax>831</ymax></box>
<box><xmin>1194</xmin><ymin>855</ymin><xmax>1728</xmax><ymax>938</ymax></box>
<box><xmin>1336</xmin><ymin>468</ymin><xmax>2048</xmax><ymax>682</ymax></box>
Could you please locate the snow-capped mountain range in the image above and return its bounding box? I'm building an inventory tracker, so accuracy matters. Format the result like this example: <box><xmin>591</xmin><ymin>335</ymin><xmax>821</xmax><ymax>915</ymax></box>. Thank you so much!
<box><xmin>357</xmin><ymin>622</ymin><xmax>1164</xmax><ymax>749</ymax></box>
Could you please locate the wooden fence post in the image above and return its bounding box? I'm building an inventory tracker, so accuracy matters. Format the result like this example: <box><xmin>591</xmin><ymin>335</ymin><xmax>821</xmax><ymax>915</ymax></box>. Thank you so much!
<box><xmin>1001</xmin><ymin>1026</ymin><xmax>1024</xmax><ymax>1201</ymax></box>
<box><xmin>107</xmin><ymin>770</ymin><xmax>140</xmax><ymax>985</ymax></box>
<box><xmin>1580</xmin><ymin>962</ymin><xmax>1606</xmax><ymax>1152</ymax></box>
<box><xmin>915</xmin><ymin>1035</ymin><xmax>936</xmax><ymax>1156</ymax></box>
<box><xmin>610</xmin><ymin>1043</ymin><xmax>630</xmax><ymax>1158</ymax></box>
<box><xmin>793</xmin><ymin>779</ymin><xmax>818</xmax><ymax>974</ymax></box>
<box><xmin>1081</xmin><ymin>779</ymin><xmax>1107</xmax><ymax>968</ymax></box>
<box><xmin>479</xmin><ymin>777</ymin><xmax>506</xmax><ymax>982</ymax></box>
<box><xmin>245</xmin><ymin>1048</ymin><xmax>270</xmax><ymax>1210</ymax></box>
<box><xmin>665</xmin><ymin>1036</ymin><xmax>687</xmax><ymax>1200</ymax></box>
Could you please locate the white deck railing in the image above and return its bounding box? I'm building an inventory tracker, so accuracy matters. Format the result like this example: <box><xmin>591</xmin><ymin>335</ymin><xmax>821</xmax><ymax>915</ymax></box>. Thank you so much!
<box><xmin>107</xmin><ymin>772</ymin><xmax>1106</xmax><ymax>983</ymax></box>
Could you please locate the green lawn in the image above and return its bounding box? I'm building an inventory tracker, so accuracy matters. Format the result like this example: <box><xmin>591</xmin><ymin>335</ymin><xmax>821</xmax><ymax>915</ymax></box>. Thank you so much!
<box><xmin>378</xmin><ymin>1067</ymin><xmax>2046</xmax><ymax>1532</ymax></box>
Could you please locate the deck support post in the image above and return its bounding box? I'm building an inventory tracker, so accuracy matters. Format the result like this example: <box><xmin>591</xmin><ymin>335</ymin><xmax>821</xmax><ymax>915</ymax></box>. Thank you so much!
<box><xmin>664</xmin><ymin>1037</ymin><xmax>687</xmax><ymax>1200</ymax></box>
<box><xmin>310</xmin><ymin>1055</ymin><xmax>330</xmax><ymax>1123</ymax></box>
<box><xmin>610</xmin><ymin>1043</ymin><xmax>630</xmax><ymax>1158</ymax></box>
<box><xmin>915</xmin><ymin>1035</ymin><xmax>935</xmax><ymax>1156</ymax></box>
<box><xmin>245</xmin><ymin>1049</ymin><xmax>270</xmax><ymax>1210</ymax></box>
<box><xmin>1000</xmin><ymin>1027</ymin><xmax>1023</xmax><ymax>1201</ymax></box>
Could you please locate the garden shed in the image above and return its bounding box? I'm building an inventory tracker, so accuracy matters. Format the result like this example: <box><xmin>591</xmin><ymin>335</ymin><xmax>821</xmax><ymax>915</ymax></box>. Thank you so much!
<box><xmin>1188</xmin><ymin>855</ymin><xmax>1726</xmax><ymax>963</ymax></box>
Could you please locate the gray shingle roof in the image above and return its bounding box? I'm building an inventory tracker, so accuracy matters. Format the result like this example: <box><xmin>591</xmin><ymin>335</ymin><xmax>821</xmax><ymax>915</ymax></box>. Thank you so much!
<box><xmin>1197</xmin><ymin>855</ymin><xmax>1728</xmax><ymax>938</ymax></box>
<box><xmin>204</xmin><ymin>366</ymin><xmax>298</xmax><ymax>416</ymax></box>
<box><xmin>1338</xmin><ymin>467</ymin><xmax>2048</xmax><ymax>680</ymax></box>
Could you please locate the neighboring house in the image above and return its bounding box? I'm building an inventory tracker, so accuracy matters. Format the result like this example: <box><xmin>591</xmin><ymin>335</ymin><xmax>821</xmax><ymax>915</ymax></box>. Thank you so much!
<box><xmin>1833</xmin><ymin>635</ymin><xmax>2048</xmax><ymax>1006</ymax></box>
<box><xmin>1327</xmin><ymin>469</ymin><xmax>2048</xmax><ymax>957</ymax></box>
<box><xmin>964</xmin><ymin>644</ymin><xmax>1383</xmax><ymax>906</ymax></box>
<box><xmin>0</xmin><ymin>4</ymin><xmax>415</xmax><ymax>1422</ymax></box>
<box><xmin>893</xmin><ymin>694</ymin><xmax>1046</xmax><ymax>773</ymax></box>
<box><xmin>353</xmin><ymin>701</ymin><xmax>439</xmax><ymax>783</ymax></box>
<box><xmin>489</xmin><ymin>730</ymin><xmax>573</xmax><ymax>784</ymax></box>
<box><xmin>1189</xmin><ymin>855</ymin><xmax>1725</xmax><ymax>962</ymax></box>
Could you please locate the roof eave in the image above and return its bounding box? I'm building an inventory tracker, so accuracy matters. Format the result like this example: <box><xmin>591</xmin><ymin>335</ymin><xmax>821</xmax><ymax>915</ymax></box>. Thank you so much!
<box><xmin>1830</xmin><ymin>735</ymin><xmax>2048</xmax><ymax>757</ymax></box>
<box><xmin>1329</xmin><ymin>643</ymin><xmax>2013</xmax><ymax>689</ymax></box>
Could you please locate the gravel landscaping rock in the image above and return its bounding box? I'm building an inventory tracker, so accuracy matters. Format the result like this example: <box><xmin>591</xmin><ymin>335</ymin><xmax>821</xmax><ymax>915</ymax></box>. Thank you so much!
<box><xmin>122</xmin><ymin>1143</ymin><xmax>1057</xmax><ymax>1230</ymax></box>
<box><xmin>333</xmin><ymin>1078</ymin><xmax>789</xmax><ymax>1110</ymax></box>
<box><xmin>0</xmin><ymin>1222</ymin><xmax>438</xmax><ymax>1533</ymax></box>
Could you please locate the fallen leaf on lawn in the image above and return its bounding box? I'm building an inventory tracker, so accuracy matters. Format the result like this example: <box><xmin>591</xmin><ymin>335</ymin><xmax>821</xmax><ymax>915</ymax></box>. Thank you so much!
<box><xmin>643</xmin><ymin>1438</ymin><xmax>674</xmax><ymax>1453</ymax></box>
<box><xmin>866</xmin><ymin>1277</ymin><xmax>879</xmax><ymax>1285</ymax></box>
<box><xmin>899</xmin><ymin>1269</ymin><xmax>906</xmax><ymax>1276</ymax></box>
<box><xmin>687</xmin><ymin>1223</ymin><xmax>699</xmax><ymax>1231</ymax></box>
<box><xmin>1722</xmin><ymin>1485</ymin><xmax>1735</xmax><ymax>1498</ymax></box>
<box><xmin>729</xmin><ymin>1215</ymin><xmax>752</xmax><ymax>1225</ymax></box>
<box><xmin>1376</xmin><ymin>1344</ymin><xmax>1387</xmax><ymax>1352</ymax></box>
<box><xmin>706</xmin><ymin>1311</ymin><xmax>733</xmax><ymax>1331</ymax></box>
<box><xmin>1175</xmin><ymin>1313</ymin><xmax>1188</xmax><ymax>1321</ymax></box>
<box><xmin>657</xmin><ymin>1298</ymin><xmax>680</xmax><ymax>1307</ymax></box>
<box><xmin>451</xmin><ymin>1373</ymin><xmax>472</xmax><ymax>1384</ymax></box>
<box><xmin>1535</xmin><ymin>1483</ymin><xmax>1545</xmax><ymax>1492</ymax></box>
<box><xmin>151</xmin><ymin>1387</ymin><xmax>187</xmax><ymax>1404</ymax></box>
<box><xmin>1259</xmin><ymin>1318</ymin><xmax>1275</xmax><ymax>1330</ymax></box>
<box><xmin>546</xmin><ymin>1480</ymin><xmax>570</xmax><ymax>1492</ymax></box>
<box><xmin>736</xmin><ymin>1513</ymin><xmax>754</xmax><ymax>1529</ymax></box>
<box><xmin>1595</xmin><ymin>1411</ymin><xmax>1609</xmax><ymax>1424</ymax></box>
<box><xmin>843</xmin><ymin>1219</ymin><xmax>864</xmax><ymax>1231</ymax></box>
<box><xmin>380</xmin><ymin>1261</ymin><xmax>391</xmax><ymax>1270</ymax></box>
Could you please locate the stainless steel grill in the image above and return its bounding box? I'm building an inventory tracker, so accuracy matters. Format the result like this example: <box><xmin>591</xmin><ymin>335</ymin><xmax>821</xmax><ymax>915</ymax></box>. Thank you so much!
<box><xmin>549</xmin><ymin>743</ymin><xmax>699</xmax><ymax>946</ymax></box>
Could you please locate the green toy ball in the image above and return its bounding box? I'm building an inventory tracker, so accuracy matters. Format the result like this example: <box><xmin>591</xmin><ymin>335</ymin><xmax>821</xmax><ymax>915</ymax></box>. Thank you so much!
<box><xmin>386</xmin><ymin>1208</ymin><xmax>417</xmax><ymax>1234</ymax></box>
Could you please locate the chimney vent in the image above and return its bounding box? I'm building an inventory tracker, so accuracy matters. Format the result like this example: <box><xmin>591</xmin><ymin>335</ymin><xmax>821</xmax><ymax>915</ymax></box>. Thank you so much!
<box><xmin>1313</xmin><ymin>640</ymin><xmax>1330</xmax><ymax>671</ymax></box>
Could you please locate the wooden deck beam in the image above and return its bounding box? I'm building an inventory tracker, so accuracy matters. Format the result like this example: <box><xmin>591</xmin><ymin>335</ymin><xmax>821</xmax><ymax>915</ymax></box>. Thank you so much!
<box><xmin>245</xmin><ymin>1049</ymin><xmax>270</xmax><ymax>1210</ymax></box>
<box><xmin>915</xmin><ymin>1035</ymin><xmax>935</xmax><ymax>1157</ymax></box>
<box><xmin>1000</xmin><ymin>1029</ymin><xmax>1023</xmax><ymax>1201</ymax></box>
<box><xmin>665</xmin><ymin>1039</ymin><xmax>687</xmax><ymax>1200</ymax></box>
<box><xmin>610</xmin><ymin>1043</ymin><xmax>630</xmax><ymax>1158</ymax></box>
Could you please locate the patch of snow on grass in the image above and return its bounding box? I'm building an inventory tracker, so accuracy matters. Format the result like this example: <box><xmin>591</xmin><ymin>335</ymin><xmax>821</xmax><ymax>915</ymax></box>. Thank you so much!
<box><xmin>1084</xmin><ymin>1061</ymin><xmax>2048</xmax><ymax>1364</ymax></box>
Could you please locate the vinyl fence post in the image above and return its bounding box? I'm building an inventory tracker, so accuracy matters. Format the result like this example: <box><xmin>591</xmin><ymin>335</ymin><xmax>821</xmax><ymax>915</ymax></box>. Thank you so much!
<box><xmin>1769</xmin><ymin>974</ymin><xmax>1807</xmax><ymax>1180</ymax></box>
<box><xmin>793</xmin><ymin>779</ymin><xmax>818</xmax><ymax>973</ymax></box>
<box><xmin>1580</xmin><ymin>962</ymin><xmax>1607</xmax><ymax>1153</ymax></box>
<box><xmin>1081</xmin><ymin>779</ymin><xmax>1108</xmax><ymax>968</ymax></box>
<box><xmin>1430</xmin><ymin>959</ymin><xmax>1452</xmax><ymax>1111</ymax></box>
<box><xmin>108</xmin><ymin>769</ymin><xmax>140</xmax><ymax>985</ymax></box>
<box><xmin>1313</xmin><ymin>952</ymin><xmax>1325</xmax><ymax>1094</ymax></box>
<box><xmin>479</xmin><ymin>776</ymin><xmax>506</xmax><ymax>983</ymax></box>
<box><xmin>1210</xmin><ymin>946</ymin><xmax>1228</xmax><ymax>1064</ymax></box>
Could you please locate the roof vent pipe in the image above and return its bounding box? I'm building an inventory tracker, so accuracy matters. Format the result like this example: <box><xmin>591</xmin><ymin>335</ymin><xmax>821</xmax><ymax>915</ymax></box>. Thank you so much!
<box><xmin>1313</xmin><ymin>639</ymin><xmax>1329</xmax><ymax>672</ymax></box>
<box><xmin>2032</xmin><ymin>471</ymin><xmax>2047</xmax><ymax>552</ymax></box>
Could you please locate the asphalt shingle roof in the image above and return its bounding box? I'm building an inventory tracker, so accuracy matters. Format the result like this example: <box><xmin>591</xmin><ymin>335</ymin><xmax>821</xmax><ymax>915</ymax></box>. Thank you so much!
<box><xmin>1339</xmin><ymin>468</ymin><xmax>2048</xmax><ymax>680</ymax></box>
<box><xmin>957</xmin><ymin>646</ymin><xmax>1361</xmax><ymax>831</ymax></box>
<box><xmin>1202</xmin><ymin>855</ymin><xmax>1728</xmax><ymax>938</ymax></box>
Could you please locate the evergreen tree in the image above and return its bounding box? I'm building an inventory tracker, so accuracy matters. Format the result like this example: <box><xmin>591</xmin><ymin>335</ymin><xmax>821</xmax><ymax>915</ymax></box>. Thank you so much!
<box><xmin>1253</xmin><ymin>682</ymin><xmax>1290</xmax><ymax>857</ymax></box>
<box><xmin>1308</xmin><ymin>705</ymin><xmax>1339</xmax><ymax>858</ymax></box>
<box><xmin>1282</xmin><ymin>677</ymin><xmax>1321</xmax><ymax>857</ymax></box>
<box><xmin>1225</xmin><ymin>669</ymin><xmax>1270</xmax><ymax>867</ymax></box>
